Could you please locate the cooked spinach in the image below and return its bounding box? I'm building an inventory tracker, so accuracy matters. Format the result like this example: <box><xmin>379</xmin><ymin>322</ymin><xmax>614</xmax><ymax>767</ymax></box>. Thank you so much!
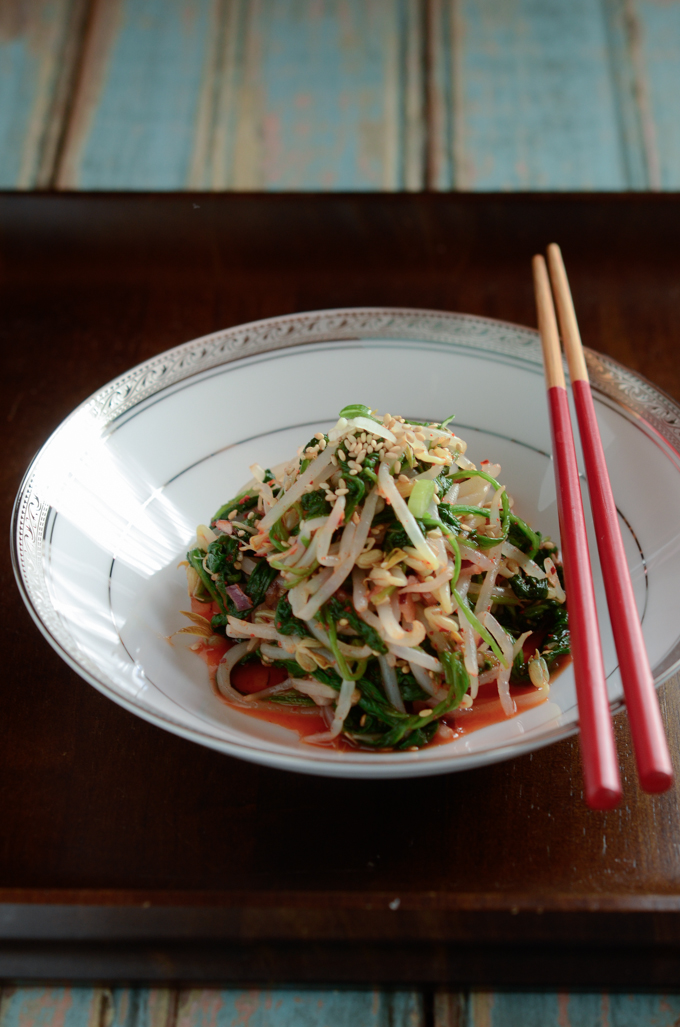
<box><xmin>245</xmin><ymin>560</ymin><xmax>279</xmax><ymax>608</ymax></box>
<box><xmin>319</xmin><ymin>595</ymin><xmax>388</xmax><ymax>654</ymax></box>
<box><xmin>211</xmin><ymin>491</ymin><xmax>259</xmax><ymax>525</ymax></box>
<box><xmin>274</xmin><ymin>594</ymin><xmax>312</xmax><ymax>637</ymax></box>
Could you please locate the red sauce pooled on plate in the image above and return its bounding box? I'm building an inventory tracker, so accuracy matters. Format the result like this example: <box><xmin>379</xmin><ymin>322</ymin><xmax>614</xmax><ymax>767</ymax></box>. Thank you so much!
<box><xmin>189</xmin><ymin>598</ymin><xmax>563</xmax><ymax>750</ymax></box>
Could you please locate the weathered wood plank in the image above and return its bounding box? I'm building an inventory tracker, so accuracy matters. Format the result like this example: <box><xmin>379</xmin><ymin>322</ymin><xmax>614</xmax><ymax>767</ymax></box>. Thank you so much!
<box><xmin>175</xmin><ymin>988</ymin><xmax>424</xmax><ymax>1027</ymax></box>
<box><xmin>196</xmin><ymin>0</ymin><xmax>424</xmax><ymax>190</ymax></box>
<box><xmin>633</xmin><ymin>0</ymin><xmax>680</xmax><ymax>190</ymax></box>
<box><xmin>56</xmin><ymin>0</ymin><xmax>217</xmax><ymax>189</ymax></box>
<box><xmin>433</xmin><ymin>990</ymin><xmax>466</xmax><ymax>1026</ymax></box>
<box><xmin>600</xmin><ymin>0</ymin><xmax>652</xmax><ymax>189</ymax></box>
<box><xmin>0</xmin><ymin>0</ymin><xmax>86</xmax><ymax>188</ymax></box>
<box><xmin>0</xmin><ymin>986</ymin><xmax>111</xmax><ymax>1027</ymax></box>
<box><xmin>428</xmin><ymin>0</ymin><xmax>632</xmax><ymax>189</ymax></box>
<box><xmin>461</xmin><ymin>992</ymin><xmax>680</xmax><ymax>1027</ymax></box>
<box><xmin>5</xmin><ymin>988</ymin><xmax>680</xmax><ymax>1027</ymax></box>
<box><xmin>5</xmin><ymin>0</ymin><xmax>680</xmax><ymax>192</ymax></box>
<box><xmin>105</xmin><ymin>988</ymin><xmax>176</xmax><ymax>1027</ymax></box>
<box><xmin>0</xmin><ymin>987</ymin><xmax>425</xmax><ymax>1027</ymax></box>
<box><xmin>56</xmin><ymin>0</ymin><xmax>424</xmax><ymax>191</ymax></box>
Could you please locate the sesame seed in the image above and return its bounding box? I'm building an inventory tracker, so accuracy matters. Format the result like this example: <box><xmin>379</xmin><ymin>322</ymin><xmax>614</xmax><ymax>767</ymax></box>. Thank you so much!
<box><xmin>338</xmin><ymin>478</ymin><xmax>345</xmax><ymax>488</ymax></box>
<box><xmin>350</xmin><ymin>469</ymin><xmax>359</xmax><ymax>475</ymax></box>
<box><xmin>335</xmin><ymin>488</ymin><xmax>349</xmax><ymax>495</ymax></box>
<box><xmin>338</xmin><ymin>618</ymin><xmax>349</xmax><ymax>627</ymax></box>
<box><xmin>338</xmin><ymin>450</ymin><xmax>346</xmax><ymax>460</ymax></box>
<box><xmin>418</xmin><ymin>709</ymin><xmax>431</xmax><ymax>718</ymax></box>
<box><xmin>228</xmin><ymin>510</ymin><xmax>238</xmax><ymax>520</ymax></box>
<box><xmin>238</xmin><ymin>530</ymin><xmax>246</xmax><ymax>537</ymax></box>
<box><xmin>393</xmin><ymin>462</ymin><xmax>401</xmax><ymax>474</ymax></box>
<box><xmin>331</xmin><ymin>455</ymin><xmax>338</xmax><ymax>466</ymax></box>
<box><xmin>319</xmin><ymin>438</ymin><xmax>327</xmax><ymax>449</ymax></box>
<box><xmin>314</xmin><ymin>432</ymin><xmax>324</xmax><ymax>440</ymax></box>
<box><xmin>360</xmin><ymin>714</ymin><xmax>367</xmax><ymax>727</ymax></box>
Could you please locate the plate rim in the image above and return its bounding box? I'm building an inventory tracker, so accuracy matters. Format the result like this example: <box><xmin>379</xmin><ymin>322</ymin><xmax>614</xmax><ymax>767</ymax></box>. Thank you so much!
<box><xmin>11</xmin><ymin>305</ymin><xmax>680</xmax><ymax>777</ymax></box>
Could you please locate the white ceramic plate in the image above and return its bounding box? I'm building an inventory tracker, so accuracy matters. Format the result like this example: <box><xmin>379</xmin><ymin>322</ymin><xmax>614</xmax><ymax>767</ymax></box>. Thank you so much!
<box><xmin>12</xmin><ymin>308</ymin><xmax>680</xmax><ymax>778</ymax></box>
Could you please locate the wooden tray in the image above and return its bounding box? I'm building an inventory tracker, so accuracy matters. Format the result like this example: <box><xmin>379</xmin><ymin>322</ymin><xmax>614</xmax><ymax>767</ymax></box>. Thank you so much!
<box><xmin>3</xmin><ymin>192</ymin><xmax>680</xmax><ymax>987</ymax></box>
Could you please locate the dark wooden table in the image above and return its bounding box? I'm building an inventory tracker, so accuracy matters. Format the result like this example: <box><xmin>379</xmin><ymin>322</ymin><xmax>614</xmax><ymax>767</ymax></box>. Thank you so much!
<box><xmin>2</xmin><ymin>193</ymin><xmax>680</xmax><ymax>987</ymax></box>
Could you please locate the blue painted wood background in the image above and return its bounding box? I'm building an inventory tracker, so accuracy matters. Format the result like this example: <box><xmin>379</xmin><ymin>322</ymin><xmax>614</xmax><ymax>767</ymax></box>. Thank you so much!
<box><xmin>1</xmin><ymin>0</ymin><xmax>679</xmax><ymax>190</ymax></box>
<box><xmin>3</xmin><ymin>986</ymin><xmax>680</xmax><ymax>1026</ymax></box>
<box><xmin>3</xmin><ymin>0</ymin><xmax>680</xmax><ymax>1019</ymax></box>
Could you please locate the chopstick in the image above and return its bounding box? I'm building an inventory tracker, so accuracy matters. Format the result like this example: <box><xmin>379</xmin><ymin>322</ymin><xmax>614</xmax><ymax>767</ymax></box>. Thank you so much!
<box><xmin>532</xmin><ymin>255</ymin><xmax>622</xmax><ymax>809</ymax></box>
<box><xmin>547</xmin><ymin>243</ymin><xmax>673</xmax><ymax>794</ymax></box>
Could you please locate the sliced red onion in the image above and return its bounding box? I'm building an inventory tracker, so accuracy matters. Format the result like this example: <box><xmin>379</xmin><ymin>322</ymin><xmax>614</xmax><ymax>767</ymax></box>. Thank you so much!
<box><xmin>224</xmin><ymin>584</ymin><xmax>252</xmax><ymax>610</ymax></box>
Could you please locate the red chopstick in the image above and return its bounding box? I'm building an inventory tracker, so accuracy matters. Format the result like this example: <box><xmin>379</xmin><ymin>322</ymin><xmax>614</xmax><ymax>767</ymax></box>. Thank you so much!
<box><xmin>547</xmin><ymin>244</ymin><xmax>673</xmax><ymax>794</ymax></box>
<box><xmin>532</xmin><ymin>255</ymin><xmax>622</xmax><ymax>810</ymax></box>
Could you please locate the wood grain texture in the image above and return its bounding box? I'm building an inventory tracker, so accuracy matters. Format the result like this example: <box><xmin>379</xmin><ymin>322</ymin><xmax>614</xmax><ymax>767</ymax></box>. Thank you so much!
<box><xmin>176</xmin><ymin>989</ymin><xmax>423</xmax><ymax>1027</ymax></box>
<box><xmin>0</xmin><ymin>986</ymin><xmax>111</xmax><ymax>1027</ymax></box>
<box><xmin>634</xmin><ymin>0</ymin><xmax>680</xmax><ymax>190</ymax></box>
<box><xmin>601</xmin><ymin>0</ymin><xmax>657</xmax><ymax>190</ymax></box>
<box><xmin>55</xmin><ymin>0</ymin><xmax>425</xmax><ymax>191</ymax></box>
<box><xmin>428</xmin><ymin>0</ymin><xmax>638</xmax><ymax>190</ymax></box>
<box><xmin>460</xmin><ymin>991</ymin><xmax>680</xmax><ymax>1026</ymax></box>
<box><xmin>3</xmin><ymin>987</ymin><xmax>680</xmax><ymax>1026</ymax></box>
<box><xmin>3</xmin><ymin>0</ymin><xmax>680</xmax><ymax>191</ymax></box>
<box><xmin>0</xmin><ymin>0</ymin><xmax>87</xmax><ymax>188</ymax></box>
<box><xmin>56</xmin><ymin>0</ymin><xmax>216</xmax><ymax>189</ymax></box>
<box><xmin>190</xmin><ymin>0</ymin><xmax>425</xmax><ymax>190</ymax></box>
<box><xmin>0</xmin><ymin>987</ymin><xmax>424</xmax><ymax>1027</ymax></box>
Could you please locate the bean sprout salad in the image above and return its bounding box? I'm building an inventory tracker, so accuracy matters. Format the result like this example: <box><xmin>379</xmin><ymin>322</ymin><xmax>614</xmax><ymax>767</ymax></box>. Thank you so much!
<box><xmin>176</xmin><ymin>404</ymin><xmax>570</xmax><ymax>751</ymax></box>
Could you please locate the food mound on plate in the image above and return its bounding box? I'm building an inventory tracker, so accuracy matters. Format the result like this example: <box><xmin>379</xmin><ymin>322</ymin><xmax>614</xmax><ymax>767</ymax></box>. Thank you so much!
<box><xmin>175</xmin><ymin>404</ymin><xmax>570</xmax><ymax>751</ymax></box>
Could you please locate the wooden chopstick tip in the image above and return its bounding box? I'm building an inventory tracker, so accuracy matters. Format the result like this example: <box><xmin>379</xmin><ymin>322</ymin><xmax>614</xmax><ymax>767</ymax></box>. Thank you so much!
<box><xmin>532</xmin><ymin>254</ymin><xmax>565</xmax><ymax>390</ymax></box>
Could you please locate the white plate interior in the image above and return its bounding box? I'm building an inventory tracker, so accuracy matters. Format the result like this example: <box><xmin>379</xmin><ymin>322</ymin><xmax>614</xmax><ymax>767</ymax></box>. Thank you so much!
<box><xmin>13</xmin><ymin>310</ymin><xmax>680</xmax><ymax>778</ymax></box>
